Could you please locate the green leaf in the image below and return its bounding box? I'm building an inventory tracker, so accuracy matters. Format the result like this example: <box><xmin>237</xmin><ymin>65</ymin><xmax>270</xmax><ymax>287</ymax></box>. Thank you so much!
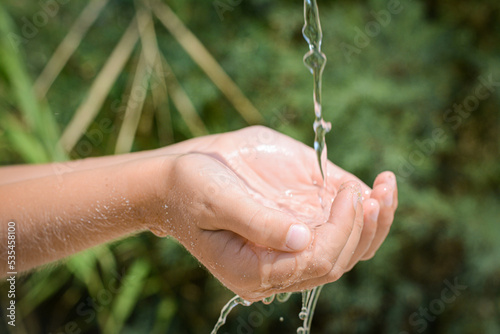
<box><xmin>0</xmin><ymin>3</ymin><xmax>66</xmax><ymax>162</ymax></box>
<box><xmin>103</xmin><ymin>259</ymin><xmax>150</xmax><ymax>334</ymax></box>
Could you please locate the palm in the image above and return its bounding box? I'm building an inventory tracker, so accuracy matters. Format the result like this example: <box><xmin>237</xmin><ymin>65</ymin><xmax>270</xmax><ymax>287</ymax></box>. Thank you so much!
<box><xmin>203</xmin><ymin>126</ymin><xmax>367</xmax><ymax>223</ymax></box>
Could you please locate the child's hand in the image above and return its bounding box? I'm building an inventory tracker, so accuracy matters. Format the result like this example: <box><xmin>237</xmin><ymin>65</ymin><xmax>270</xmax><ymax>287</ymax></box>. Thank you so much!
<box><xmin>0</xmin><ymin>126</ymin><xmax>396</xmax><ymax>297</ymax></box>
<box><xmin>152</xmin><ymin>126</ymin><xmax>398</xmax><ymax>301</ymax></box>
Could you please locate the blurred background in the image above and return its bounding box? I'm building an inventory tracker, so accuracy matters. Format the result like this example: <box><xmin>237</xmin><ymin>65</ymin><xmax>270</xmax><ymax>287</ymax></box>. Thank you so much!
<box><xmin>0</xmin><ymin>0</ymin><xmax>499</xmax><ymax>333</ymax></box>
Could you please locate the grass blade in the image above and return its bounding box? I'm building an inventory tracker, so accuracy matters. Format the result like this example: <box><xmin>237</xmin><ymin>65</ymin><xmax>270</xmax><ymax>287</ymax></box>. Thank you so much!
<box><xmin>59</xmin><ymin>17</ymin><xmax>140</xmax><ymax>153</ymax></box>
<box><xmin>151</xmin><ymin>1</ymin><xmax>263</xmax><ymax>125</ymax></box>
<box><xmin>103</xmin><ymin>259</ymin><xmax>150</xmax><ymax>334</ymax></box>
<box><xmin>0</xmin><ymin>113</ymin><xmax>51</xmax><ymax>163</ymax></box>
<box><xmin>135</xmin><ymin>2</ymin><xmax>173</xmax><ymax>144</ymax></box>
<box><xmin>162</xmin><ymin>55</ymin><xmax>209</xmax><ymax>137</ymax></box>
<box><xmin>0</xmin><ymin>4</ymin><xmax>66</xmax><ymax>162</ymax></box>
<box><xmin>34</xmin><ymin>0</ymin><xmax>111</xmax><ymax>100</ymax></box>
<box><xmin>114</xmin><ymin>50</ymin><xmax>150</xmax><ymax>154</ymax></box>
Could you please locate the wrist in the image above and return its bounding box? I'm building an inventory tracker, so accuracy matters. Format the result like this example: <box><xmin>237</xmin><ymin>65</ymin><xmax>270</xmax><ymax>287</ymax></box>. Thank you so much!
<box><xmin>138</xmin><ymin>154</ymin><xmax>180</xmax><ymax>237</ymax></box>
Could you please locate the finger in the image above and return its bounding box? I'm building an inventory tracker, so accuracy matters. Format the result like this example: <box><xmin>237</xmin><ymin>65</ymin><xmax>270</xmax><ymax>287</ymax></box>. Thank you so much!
<box><xmin>209</xmin><ymin>179</ymin><xmax>363</xmax><ymax>298</ymax></box>
<box><xmin>189</xmin><ymin>154</ymin><xmax>312</xmax><ymax>253</ymax></box>
<box><xmin>270</xmin><ymin>180</ymin><xmax>361</xmax><ymax>287</ymax></box>
<box><xmin>273</xmin><ymin>194</ymin><xmax>370</xmax><ymax>292</ymax></box>
<box><xmin>187</xmin><ymin>229</ymin><xmax>262</xmax><ymax>298</ymax></box>
<box><xmin>328</xmin><ymin>182</ymin><xmax>364</xmax><ymax>276</ymax></box>
<box><xmin>346</xmin><ymin>198</ymin><xmax>379</xmax><ymax>270</ymax></box>
<box><xmin>373</xmin><ymin>171</ymin><xmax>397</xmax><ymax>213</ymax></box>
<box><xmin>362</xmin><ymin>172</ymin><xmax>397</xmax><ymax>259</ymax></box>
<box><xmin>325</xmin><ymin>162</ymin><xmax>372</xmax><ymax>200</ymax></box>
<box><xmin>214</xmin><ymin>194</ymin><xmax>313</xmax><ymax>252</ymax></box>
<box><xmin>276</xmin><ymin>192</ymin><xmax>364</xmax><ymax>291</ymax></box>
<box><xmin>373</xmin><ymin>171</ymin><xmax>398</xmax><ymax>208</ymax></box>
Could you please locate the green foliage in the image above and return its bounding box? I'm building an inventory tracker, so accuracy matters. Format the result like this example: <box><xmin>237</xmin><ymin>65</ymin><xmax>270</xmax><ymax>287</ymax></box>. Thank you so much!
<box><xmin>0</xmin><ymin>5</ymin><xmax>65</xmax><ymax>163</ymax></box>
<box><xmin>0</xmin><ymin>0</ymin><xmax>499</xmax><ymax>333</ymax></box>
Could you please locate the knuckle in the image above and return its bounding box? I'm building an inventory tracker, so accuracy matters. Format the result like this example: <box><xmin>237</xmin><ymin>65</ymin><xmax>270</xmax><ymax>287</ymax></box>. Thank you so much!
<box><xmin>248</xmin><ymin>208</ymin><xmax>279</xmax><ymax>245</ymax></box>
<box><xmin>247</xmin><ymin>207</ymin><xmax>264</xmax><ymax>231</ymax></box>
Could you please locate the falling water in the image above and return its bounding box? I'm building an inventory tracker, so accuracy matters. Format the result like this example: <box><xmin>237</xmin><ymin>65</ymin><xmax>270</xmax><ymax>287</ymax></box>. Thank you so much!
<box><xmin>302</xmin><ymin>0</ymin><xmax>331</xmax><ymax>183</ymax></box>
<box><xmin>298</xmin><ymin>0</ymin><xmax>331</xmax><ymax>333</ymax></box>
<box><xmin>211</xmin><ymin>1</ymin><xmax>331</xmax><ymax>333</ymax></box>
<box><xmin>211</xmin><ymin>293</ymin><xmax>292</xmax><ymax>334</ymax></box>
<box><xmin>210</xmin><ymin>296</ymin><xmax>253</xmax><ymax>334</ymax></box>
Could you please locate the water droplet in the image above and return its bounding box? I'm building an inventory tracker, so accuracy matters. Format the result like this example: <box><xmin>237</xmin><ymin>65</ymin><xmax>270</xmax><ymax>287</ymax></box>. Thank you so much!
<box><xmin>277</xmin><ymin>292</ymin><xmax>292</xmax><ymax>303</ymax></box>
<box><xmin>262</xmin><ymin>294</ymin><xmax>275</xmax><ymax>305</ymax></box>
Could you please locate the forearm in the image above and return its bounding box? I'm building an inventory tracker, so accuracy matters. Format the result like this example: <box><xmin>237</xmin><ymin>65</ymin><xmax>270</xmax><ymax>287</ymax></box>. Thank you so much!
<box><xmin>0</xmin><ymin>151</ymin><xmax>158</xmax><ymax>186</ymax></box>
<box><xmin>0</xmin><ymin>155</ymin><xmax>171</xmax><ymax>275</ymax></box>
<box><xmin>0</xmin><ymin>135</ymin><xmax>216</xmax><ymax>186</ymax></box>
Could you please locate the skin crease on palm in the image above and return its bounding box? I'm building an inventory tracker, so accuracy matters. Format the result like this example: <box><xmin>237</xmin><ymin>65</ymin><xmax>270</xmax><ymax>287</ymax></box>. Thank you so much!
<box><xmin>153</xmin><ymin>126</ymin><xmax>398</xmax><ymax>301</ymax></box>
<box><xmin>0</xmin><ymin>126</ymin><xmax>397</xmax><ymax>302</ymax></box>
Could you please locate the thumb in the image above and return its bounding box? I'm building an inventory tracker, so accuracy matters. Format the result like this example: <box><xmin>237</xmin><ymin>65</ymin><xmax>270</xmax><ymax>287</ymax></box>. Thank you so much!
<box><xmin>217</xmin><ymin>196</ymin><xmax>312</xmax><ymax>252</ymax></box>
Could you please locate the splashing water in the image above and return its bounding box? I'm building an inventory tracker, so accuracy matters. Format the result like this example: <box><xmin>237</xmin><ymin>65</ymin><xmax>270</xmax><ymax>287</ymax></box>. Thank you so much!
<box><xmin>297</xmin><ymin>286</ymin><xmax>323</xmax><ymax>333</ymax></box>
<box><xmin>210</xmin><ymin>296</ymin><xmax>253</xmax><ymax>334</ymax></box>
<box><xmin>211</xmin><ymin>1</ymin><xmax>331</xmax><ymax>333</ymax></box>
<box><xmin>211</xmin><ymin>293</ymin><xmax>292</xmax><ymax>334</ymax></box>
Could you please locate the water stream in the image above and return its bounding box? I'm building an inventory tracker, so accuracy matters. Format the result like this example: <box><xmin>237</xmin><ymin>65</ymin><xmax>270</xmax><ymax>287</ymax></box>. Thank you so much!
<box><xmin>297</xmin><ymin>0</ymin><xmax>331</xmax><ymax>332</ymax></box>
<box><xmin>303</xmin><ymin>0</ymin><xmax>331</xmax><ymax>183</ymax></box>
<box><xmin>211</xmin><ymin>1</ymin><xmax>331</xmax><ymax>333</ymax></box>
<box><xmin>210</xmin><ymin>295</ymin><xmax>252</xmax><ymax>334</ymax></box>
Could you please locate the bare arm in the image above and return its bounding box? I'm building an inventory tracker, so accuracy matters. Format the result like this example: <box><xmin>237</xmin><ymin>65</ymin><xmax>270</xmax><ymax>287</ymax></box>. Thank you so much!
<box><xmin>0</xmin><ymin>155</ymin><xmax>171</xmax><ymax>274</ymax></box>
<box><xmin>0</xmin><ymin>127</ymin><xmax>397</xmax><ymax>300</ymax></box>
<box><xmin>0</xmin><ymin>135</ymin><xmax>216</xmax><ymax>186</ymax></box>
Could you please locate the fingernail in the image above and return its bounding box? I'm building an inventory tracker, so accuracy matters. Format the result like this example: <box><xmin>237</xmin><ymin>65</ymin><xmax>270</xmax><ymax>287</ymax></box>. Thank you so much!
<box><xmin>387</xmin><ymin>173</ymin><xmax>396</xmax><ymax>189</ymax></box>
<box><xmin>383</xmin><ymin>187</ymin><xmax>393</xmax><ymax>207</ymax></box>
<box><xmin>286</xmin><ymin>224</ymin><xmax>311</xmax><ymax>251</ymax></box>
<box><xmin>369</xmin><ymin>203</ymin><xmax>380</xmax><ymax>222</ymax></box>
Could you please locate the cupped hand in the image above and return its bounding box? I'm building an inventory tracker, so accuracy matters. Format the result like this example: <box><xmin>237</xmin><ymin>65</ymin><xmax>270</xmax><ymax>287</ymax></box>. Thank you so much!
<box><xmin>153</xmin><ymin>126</ymin><xmax>398</xmax><ymax>301</ymax></box>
